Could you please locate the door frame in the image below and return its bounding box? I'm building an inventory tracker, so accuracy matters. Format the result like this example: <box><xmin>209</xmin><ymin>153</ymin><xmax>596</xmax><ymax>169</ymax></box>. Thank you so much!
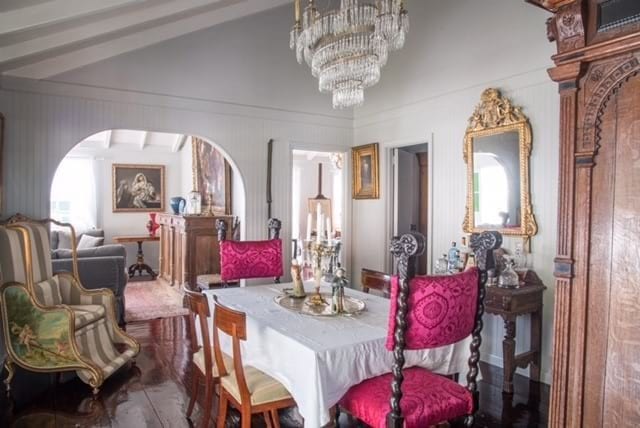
<box><xmin>384</xmin><ymin>136</ymin><xmax>434</xmax><ymax>274</ymax></box>
<box><xmin>288</xmin><ymin>141</ymin><xmax>351</xmax><ymax>279</ymax></box>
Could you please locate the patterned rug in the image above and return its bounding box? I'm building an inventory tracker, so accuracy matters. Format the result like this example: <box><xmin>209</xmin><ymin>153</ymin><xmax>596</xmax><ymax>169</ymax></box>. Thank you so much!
<box><xmin>124</xmin><ymin>279</ymin><xmax>188</xmax><ymax>322</ymax></box>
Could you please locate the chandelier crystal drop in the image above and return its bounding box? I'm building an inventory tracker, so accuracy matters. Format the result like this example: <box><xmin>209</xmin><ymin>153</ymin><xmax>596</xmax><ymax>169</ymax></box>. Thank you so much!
<box><xmin>290</xmin><ymin>0</ymin><xmax>409</xmax><ymax>109</ymax></box>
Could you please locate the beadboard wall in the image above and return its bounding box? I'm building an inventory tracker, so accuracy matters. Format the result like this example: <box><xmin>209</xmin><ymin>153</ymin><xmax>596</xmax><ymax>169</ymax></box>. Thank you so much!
<box><xmin>0</xmin><ymin>79</ymin><xmax>353</xmax><ymax>271</ymax></box>
<box><xmin>352</xmin><ymin>74</ymin><xmax>558</xmax><ymax>384</ymax></box>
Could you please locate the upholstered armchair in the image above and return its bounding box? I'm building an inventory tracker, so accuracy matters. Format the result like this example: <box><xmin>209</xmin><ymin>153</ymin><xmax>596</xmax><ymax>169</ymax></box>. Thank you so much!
<box><xmin>215</xmin><ymin>218</ymin><xmax>283</xmax><ymax>284</ymax></box>
<box><xmin>0</xmin><ymin>219</ymin><xmax>140</xmax><ymax>395</ymax></box>
<box><xmin>339</xmin><ymin>231</ymin><xmax>502</xmax><ymax>428</ymax></box>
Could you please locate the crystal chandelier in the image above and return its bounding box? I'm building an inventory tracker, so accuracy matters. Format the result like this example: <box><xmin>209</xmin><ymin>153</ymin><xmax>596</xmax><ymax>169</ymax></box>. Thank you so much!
<box><xmin>290</xmin><ymin>0</ymin><xmax>409</xmax><ymax>109</ymax></box>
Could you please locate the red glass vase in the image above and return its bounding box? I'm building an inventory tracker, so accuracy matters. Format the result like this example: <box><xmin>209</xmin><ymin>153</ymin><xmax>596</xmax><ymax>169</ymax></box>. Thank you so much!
<box><xmin>146</xmin><ymin>212</ymin><xmax>160</xmax><ymax>236</ymax></box>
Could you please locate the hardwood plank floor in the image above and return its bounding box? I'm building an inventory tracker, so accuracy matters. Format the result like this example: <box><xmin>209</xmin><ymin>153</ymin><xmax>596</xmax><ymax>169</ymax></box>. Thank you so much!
<box><xmin>0</xmin><ymin>316</ymin><xmax>548</xmax><ymax>427</ymax></box>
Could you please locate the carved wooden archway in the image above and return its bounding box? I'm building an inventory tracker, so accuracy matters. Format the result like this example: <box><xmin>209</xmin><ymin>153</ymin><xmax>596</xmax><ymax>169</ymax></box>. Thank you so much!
<box><xmin>527</xmin><ymin>0</ymin><xmax>640</xmax><ymax>426</ymax></box>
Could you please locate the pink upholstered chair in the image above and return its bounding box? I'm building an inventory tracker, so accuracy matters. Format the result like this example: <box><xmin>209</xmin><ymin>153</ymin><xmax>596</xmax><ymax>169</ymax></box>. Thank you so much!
<box><xmin>216</xmin><ymin>218</ymin><xmax>283</xmax><ymax>284</ymax></box>
<box><xmin>339</xmin><ymin>231</ymin><xmax>502</xmax><ymax>428</ymax></box>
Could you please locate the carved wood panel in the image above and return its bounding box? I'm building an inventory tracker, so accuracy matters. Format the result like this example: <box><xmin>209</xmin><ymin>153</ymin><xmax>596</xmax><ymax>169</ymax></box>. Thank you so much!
<box><xmin>601</xmin><ymin>74</ymin><xmax>640</xmax><ymax>426</ymax></box>
<box><xmin>537</xmin><ymin>2</ymin><xmax>640</xmax><ymax>426</ymax></box>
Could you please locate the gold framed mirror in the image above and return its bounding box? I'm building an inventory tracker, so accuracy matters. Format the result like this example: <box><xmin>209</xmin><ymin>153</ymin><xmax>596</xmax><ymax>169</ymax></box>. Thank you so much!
<box><xmin>463</xmin><ymin>88</ymin><xmax>537</xmax><ymax>239</ymax></box>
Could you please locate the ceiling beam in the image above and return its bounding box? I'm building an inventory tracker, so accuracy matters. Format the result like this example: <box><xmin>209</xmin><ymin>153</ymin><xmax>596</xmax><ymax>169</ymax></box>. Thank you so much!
<box><xmin>103</xmin><ymin>130</ymin><xmax>113</xmax><ymax>149</ymax></box>
<box><xmin>0</xmin><ymin>0</ymin><xmax>141</xmax><ymax>37</ymax></box>
<box><xmin>139</xmin><ymin>131</ymin><xmax>149</xmax><ymax>151</ymax></box>
<box><xmin>172</xmin><ymin>134</ymin><xmax>188</xmax><ymax>153</ymax></box>
<box><xmin>0</xmin><ymin>0</ymin><xmax>229</xmax><ymax>71</ymax></box>
<box><xmin>2</xmin><ymin>0</ymin><xmax>291</xmax><ymax>79</ymax></box>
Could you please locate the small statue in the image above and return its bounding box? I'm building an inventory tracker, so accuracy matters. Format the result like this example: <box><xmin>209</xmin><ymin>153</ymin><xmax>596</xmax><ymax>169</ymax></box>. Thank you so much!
<box><xmin>291</xmin><ymin>259</ymin><xmax>306</xmax><ymax>298</ymax></box>
<box><xmin>331</xmin><ymin>268</ymin><xmax>348</xmax><ymax>314</ymax></box>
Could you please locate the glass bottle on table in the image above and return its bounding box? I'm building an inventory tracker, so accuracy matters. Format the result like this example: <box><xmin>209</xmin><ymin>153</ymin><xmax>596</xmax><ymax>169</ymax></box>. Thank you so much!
<box><xmin>435</xmin><ymin>253</ymin><xmax>448</xmax><ymax>274</ymax></box>
<box><xmin>458</xmin><ymin>237</ymin><xmax>470</xmax><ymax>270</ymax></box>
<box><xmin>447</xmin><ymin>241</ymin><xmax>460</xmax><ymax>273</ymax></box>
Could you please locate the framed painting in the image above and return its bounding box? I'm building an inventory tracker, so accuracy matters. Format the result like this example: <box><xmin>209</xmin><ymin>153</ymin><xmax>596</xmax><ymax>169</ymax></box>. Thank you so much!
<box><xmin>352</xmin><ymin>143</ymin><xmax>380</xmax><ymax>199</ymax></box>
<box><xmin>192</xmin><ymin>137</ymin><xmax>232</xmax><ymax>215</ymax></box>
<box><xmin>0</xmin><ymin>113</ymin><xmax>4</xmax><ymax>216</ymax></box>
<box><xmin>112</xmin><ymin>164</ymin><xmax>165</xmax><ymax>212</ymax></box>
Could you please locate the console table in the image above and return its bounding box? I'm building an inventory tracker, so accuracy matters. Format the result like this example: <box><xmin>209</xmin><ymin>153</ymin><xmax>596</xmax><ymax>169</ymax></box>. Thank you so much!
<box><xmin>113</xmin><ymin>235</ymin><xmax>160</xmax><ymax>279</ymax></box>
<box><xmin>484</xmin><ymin>271</ymin><xmax>546</xmax><ymax>394</ymax></box>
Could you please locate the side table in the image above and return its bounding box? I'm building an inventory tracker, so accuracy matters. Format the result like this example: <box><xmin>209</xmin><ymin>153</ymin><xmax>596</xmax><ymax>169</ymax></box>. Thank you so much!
<box><xmin>484</xmin><ymin>277</ymin><xmax>546</xmax><ymax>394</ymax></box>
<box><xmin>113</xmin><ymin>235</ymin><xmax>160</xmax><ymax>279</ymax></box>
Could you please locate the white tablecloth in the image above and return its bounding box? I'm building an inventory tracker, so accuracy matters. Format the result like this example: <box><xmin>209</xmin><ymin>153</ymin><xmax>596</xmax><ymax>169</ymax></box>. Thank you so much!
<box><xmin>201</xmin><ymin>283</ymin><xmax>470</xmax><ymax>427</ymax></box>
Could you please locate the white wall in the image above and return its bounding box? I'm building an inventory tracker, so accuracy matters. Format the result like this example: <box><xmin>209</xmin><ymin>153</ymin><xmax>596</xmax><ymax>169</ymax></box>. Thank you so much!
<box><xmin>351</xmin><ymin>0</ymin><xmax>558</xmax><ymax>384</ymax></box>
<box><xmin>0</xmin><ymin>4</ymin><xmax>353</xmax><ymax>276</ymax></box>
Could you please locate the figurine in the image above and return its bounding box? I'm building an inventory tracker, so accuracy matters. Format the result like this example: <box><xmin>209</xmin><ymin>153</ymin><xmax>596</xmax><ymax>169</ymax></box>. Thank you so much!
<box><xmin>331</xmin><ymin>268</ymin><xmax>348</xmax><ymax>314</ymax></box>
<box><xmin>291</xmin><ymin>259</ymin><xmax>306</xmax><ymax>298</ymax></box>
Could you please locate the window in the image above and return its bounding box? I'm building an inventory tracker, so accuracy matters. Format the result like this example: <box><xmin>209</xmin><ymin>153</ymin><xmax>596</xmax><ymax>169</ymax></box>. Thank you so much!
<box><xmin>51</xmin><ymin>157</ymin><xmax>97</xmax><ymax>229</ymax></box>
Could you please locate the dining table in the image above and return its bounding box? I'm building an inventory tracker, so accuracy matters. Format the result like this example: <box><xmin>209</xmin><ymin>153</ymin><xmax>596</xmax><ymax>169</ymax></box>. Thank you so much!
<box><xmin>201</xmin><ymin>282</ymin><xmax>471</xmax><ymax>427</ymax></box>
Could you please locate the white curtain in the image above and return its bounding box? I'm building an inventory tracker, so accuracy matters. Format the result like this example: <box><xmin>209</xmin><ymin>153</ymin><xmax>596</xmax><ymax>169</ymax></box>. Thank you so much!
<box><xmin>51</xmin><ymin>157</ymin><xmax>98</xmax><ymax>230</ymax></box>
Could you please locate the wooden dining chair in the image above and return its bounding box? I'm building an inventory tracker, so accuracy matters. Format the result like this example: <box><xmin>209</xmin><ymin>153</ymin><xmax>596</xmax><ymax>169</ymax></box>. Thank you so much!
<box><xmin>361</xmin><ymin>268</ymin><xmax>392</xmax><ymax>297</ymax></box>
<box><xmin>184</xmin><ymin>289</ymin><xmax>233</xmax><ymax>428</ymax></box>
<box><xmin>212</xmin><ymin>296</ymin><xmax>295</xmax><ymax>428</ymax></box>
<box><xmin>339</xmin><ymin>231</ymin><xmax>502</xmax><ymax>428</ymax></box>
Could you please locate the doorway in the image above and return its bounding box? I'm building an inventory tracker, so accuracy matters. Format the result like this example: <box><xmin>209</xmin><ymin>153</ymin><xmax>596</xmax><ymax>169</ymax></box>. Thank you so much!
<box><xmin>392</xmin><ymin>143</ymin><xmax>429</xmax><ymax>275</ymax></box>
<box><xmin>291</xmin><ymin>149</ymin><xmax>346</xmax><ymax>273</ymax></box>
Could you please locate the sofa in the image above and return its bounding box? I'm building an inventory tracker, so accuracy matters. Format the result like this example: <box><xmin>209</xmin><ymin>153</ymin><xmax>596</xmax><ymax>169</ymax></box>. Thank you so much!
<box><xmin>50</xmin><ymin>229</ymin><xmax>128</xmax><ymax>325</ymax></box>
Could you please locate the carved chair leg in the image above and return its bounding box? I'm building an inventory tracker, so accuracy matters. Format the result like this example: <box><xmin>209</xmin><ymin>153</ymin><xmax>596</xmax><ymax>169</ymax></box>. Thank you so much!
<box><xmin>4</xmin><ymin>359</ymin><xmax>15</xmax><ymax>394</ymax></box>
<box><xmin>464</xmin><ymin>414</ymin><xmax>475</xmax><ymax>427</ymax></box>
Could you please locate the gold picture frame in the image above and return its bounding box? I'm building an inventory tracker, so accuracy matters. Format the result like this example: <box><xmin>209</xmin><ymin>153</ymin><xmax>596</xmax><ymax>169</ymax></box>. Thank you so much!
<box><xmin>352</xmin><ymin>143</ymin><xmax>380</xmax><ymax>199</ymax></box>
<box><xmin>192</xmin><ymin>137</ymin><xmax>232</xmax><ymax>215</ymax></box>
<box><xmin>112</xmin><ymin>164</ymin><xmax>165</xmax><ymax>212</ymax></box>
<box><xmin>0</xmin><ymin>113</ymin><xmax>4</xmax><ymax>216</ymax></box>
<box><xmin>463</xmin><ymin>88</ymin><xmax>537</xmax><ymax>239</ymax></box>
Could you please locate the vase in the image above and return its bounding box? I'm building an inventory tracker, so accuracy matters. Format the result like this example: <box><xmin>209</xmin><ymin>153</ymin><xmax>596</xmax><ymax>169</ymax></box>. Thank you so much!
<box><xmin>146</xmin><ymin>213</ymin><xmax>160</xmax><ymax>236</ymax></box>
<box><xmin>170</xmin><ymin>197</ymin><xmax>185</xmax><ymax>215</ymax></box>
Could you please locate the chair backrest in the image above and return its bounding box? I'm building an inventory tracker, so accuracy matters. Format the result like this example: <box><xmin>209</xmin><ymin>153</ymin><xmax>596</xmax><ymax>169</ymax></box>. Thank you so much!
<box><xmin>385</xmin><ymin>268</ymin><xmax>480</xmax><ymax>350</ymax></box>
<box><xmin>361</xmin><ymin>268</ymin><xmax>391</xmax><ymax>297</ymax></box>
<box><xmin>184</xmin><ymin>289</ymin><xmax>213</xmax><ymax>371</ymax></box>
<box><xmin>0</xmin><ymin>226</ymin><xmax>28</xmax><ymax>285</ymax></box>
<box><xmin>216</xmin><ymin>218</ymin><xmax>283</xmax><ymax>282</ymax></box>
<box><xmin>212</xmin><ymin>296</ymin><xmax>252</xmax><ymax>404</ymax></box>
<box><xmin>385</xmin><ymin>230</ymin><xmax>502</xmax><ymax>426</ymax></box>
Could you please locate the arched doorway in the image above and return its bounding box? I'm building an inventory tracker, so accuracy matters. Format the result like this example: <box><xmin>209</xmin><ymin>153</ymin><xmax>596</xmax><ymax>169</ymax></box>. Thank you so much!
<box><xmin>50</xmin><ymin>129</ymin><xmax>246</xmax><ymax>322</ymax></box>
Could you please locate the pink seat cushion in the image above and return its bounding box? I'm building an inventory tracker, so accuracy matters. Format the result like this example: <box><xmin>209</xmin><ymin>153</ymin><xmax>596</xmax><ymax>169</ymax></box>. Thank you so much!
<box><xmin>340</xmin><ymin>367</ymin><xmax>473</xmax><ymax>428</ymax></box>
<box><xmin>220</xmin><ymin>239</ymin><xmax>283</xmax><ymax>281</ymax></box>
<box><xmin>386</xmin><ymin>268</ymin><xmax>479</xmax><ymax>350</ymax></box>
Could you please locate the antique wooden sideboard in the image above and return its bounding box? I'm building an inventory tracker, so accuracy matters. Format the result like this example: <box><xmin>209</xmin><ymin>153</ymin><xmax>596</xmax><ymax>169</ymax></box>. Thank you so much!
<box><xmin>526</xmin><ymin>0</ymin><xmax>640</xmax><ymax>426</ymax></box>
<box><xmin>157</xmin><ymin>213</ymin><xmax>233</xmax><ymax>290</ymax></box>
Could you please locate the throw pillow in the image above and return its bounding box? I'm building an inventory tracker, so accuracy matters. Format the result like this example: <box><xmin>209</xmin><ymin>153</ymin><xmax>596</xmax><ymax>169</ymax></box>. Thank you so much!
<box><xmin>57</xmin><ymin>231</ymin><xmax>74</xmax><ymax>249</ymax></box>
<box><xmin>77</xmin><ymin>234</ymin><xmax>104</xmax><ymax>249</ymax></box>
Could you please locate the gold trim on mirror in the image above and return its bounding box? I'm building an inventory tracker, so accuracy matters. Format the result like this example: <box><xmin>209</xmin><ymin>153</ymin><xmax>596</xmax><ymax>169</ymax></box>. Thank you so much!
<box><xmin>463</xmin><ymin>88</ymin><xmax>537</xmax><ymax>239</ymax></box>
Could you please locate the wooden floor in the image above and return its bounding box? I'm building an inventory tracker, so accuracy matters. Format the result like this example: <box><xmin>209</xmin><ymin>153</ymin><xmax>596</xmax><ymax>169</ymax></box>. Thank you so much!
<box><xmin>0</xmin><ymin>316</ymin><xmax>549</xmax><ymax>427</ymax></box>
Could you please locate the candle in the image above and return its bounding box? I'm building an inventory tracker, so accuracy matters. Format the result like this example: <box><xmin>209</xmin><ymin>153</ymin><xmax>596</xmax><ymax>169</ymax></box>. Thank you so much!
<box><xmin>316</xmin><ymin>203</ymin><xmax>322</xmax><ymax>243</ymax></box>
<box><xmin>294</xmin><ymin>0</ymin><xmax>301</xmax><ymax>24</ymax></box>
<box><xmin>306</xmin><ymin>213</ymin><xmax>312</xmax><ymax>241</ymax></box>
<box><xmin>326</xmin><ymin>217</ymin><xmax>332</xmax><ymax>240</ymax></box>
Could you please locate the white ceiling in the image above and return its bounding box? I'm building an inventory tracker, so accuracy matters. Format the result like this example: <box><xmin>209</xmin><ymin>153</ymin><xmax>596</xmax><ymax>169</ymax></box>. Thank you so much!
<box><xmin>74</xmin><ymin>129</ymin><xmax>189</xmax><ymax>153</ymax></box>
<box><xmin>0</xmin><ymin>0</ymin><xmax>291</xmax><ymax>79</ymax></box>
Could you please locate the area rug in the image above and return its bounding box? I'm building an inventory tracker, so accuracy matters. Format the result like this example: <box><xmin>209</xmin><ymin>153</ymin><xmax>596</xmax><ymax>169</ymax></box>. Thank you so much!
<box><xmin>124</xmin><ymin>279</ymin><xmax>188</xmax><ymax>322</ymax></box>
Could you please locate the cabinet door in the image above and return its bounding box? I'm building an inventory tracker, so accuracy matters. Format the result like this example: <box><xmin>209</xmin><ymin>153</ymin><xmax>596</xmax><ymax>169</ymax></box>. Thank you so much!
<box><xmin>159</xmin><ymin>223</ymin><xmax>173</xmax><ymax>283</ymax></box>
<box><xmin>583</xmin><ymin>73</ymin><xmax>640</xmax><ymax>427</ymax></box>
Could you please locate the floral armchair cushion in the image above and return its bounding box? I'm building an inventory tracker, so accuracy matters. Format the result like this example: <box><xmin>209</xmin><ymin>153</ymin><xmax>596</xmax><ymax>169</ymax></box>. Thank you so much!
<box><xmin>386</xmin><ymin>268</ymin><xmax>480</xmax><ymax>350</ymax></box>
<box><xmin>219</xmin><ymin>239</ymin><xmax>283</xmax><ymax>282</ymax></box>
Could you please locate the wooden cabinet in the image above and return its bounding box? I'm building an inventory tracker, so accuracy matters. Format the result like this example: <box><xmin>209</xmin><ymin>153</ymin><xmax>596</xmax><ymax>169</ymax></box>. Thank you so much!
<box><xmin>528</xmin><ymin>1</ymin><xmax>640</xmax><ymax>426</ymax></box>
<box><xmin>157</xmin><ymin>214</ymin><xmax>233</xmax><ymax>290</ymax></box>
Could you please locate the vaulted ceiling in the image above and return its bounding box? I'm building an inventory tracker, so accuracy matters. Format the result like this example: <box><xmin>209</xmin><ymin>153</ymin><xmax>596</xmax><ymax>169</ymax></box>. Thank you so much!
<box><xmin>0</xmin><ymin>0</ymin><xmax>291</xmax><ymax>79</ymax></box>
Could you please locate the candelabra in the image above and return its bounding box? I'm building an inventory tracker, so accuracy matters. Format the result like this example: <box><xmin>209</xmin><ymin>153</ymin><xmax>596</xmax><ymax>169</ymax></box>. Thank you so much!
<box><xmin>304</xmin><ymin>239</ymin><xmax>340</xmax><ymax>306</ymax></box>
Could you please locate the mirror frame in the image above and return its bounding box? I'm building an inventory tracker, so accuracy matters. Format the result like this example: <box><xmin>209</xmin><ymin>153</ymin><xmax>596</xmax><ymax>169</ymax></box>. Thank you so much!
<box><xmin>463</xmin><ymin>88</ymin><xmax>537</xmax><ymax>239</ymax></box>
